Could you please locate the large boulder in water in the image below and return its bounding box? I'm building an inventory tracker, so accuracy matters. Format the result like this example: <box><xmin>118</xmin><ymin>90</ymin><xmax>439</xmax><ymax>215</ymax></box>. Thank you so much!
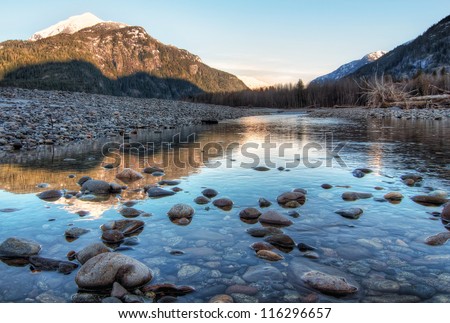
<box><xmin>81</xmin><ymin>180</ymin><xmax>112</xmax><ymax>195</ymax></box>
<box><xmin>75</xmin><ymin>253</ymin><xmax>153</xmax><ymax>290</ymax></box>
<box><xmin>0</xmin><ymin>237</ymin><xmax>41</xmax><ymax>257</ymax></box>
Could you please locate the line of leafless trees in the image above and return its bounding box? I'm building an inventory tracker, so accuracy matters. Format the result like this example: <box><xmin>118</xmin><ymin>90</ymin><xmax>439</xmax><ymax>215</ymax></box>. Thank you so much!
<box><xmin>189</xmin><ymin>69</ymin><xmax>450</xmax><ymax>109</ymax></box>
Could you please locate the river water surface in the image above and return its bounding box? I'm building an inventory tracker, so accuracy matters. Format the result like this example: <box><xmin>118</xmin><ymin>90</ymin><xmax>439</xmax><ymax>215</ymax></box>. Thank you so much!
<box><xmin>0</xmin><ymin>113</ymin><xmax>449</xmax><ymax>302</ymax></box>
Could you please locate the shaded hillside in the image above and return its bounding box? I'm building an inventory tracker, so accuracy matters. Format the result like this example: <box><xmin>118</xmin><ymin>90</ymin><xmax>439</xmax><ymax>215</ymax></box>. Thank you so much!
<box><xmin>0</xmin><ymin>23</ymin><xmax>247</xmax><ymax>99</ymax></box>
<box><xmin>352</xmin><ymin>15</ymin><xmax>450</xmax><ymax>79</ymax></box>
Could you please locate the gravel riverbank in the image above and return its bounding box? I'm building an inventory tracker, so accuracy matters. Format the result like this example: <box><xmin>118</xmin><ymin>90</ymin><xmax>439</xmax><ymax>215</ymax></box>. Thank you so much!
<box><xmin>306</xmin><ymin>106</ymin><xmax>450</xmax><ymax>120</ymax></box>
<box><xmin>0</xmin><ymin>87</ymin><xmax>267</xmax><ymax>151</ymax></box>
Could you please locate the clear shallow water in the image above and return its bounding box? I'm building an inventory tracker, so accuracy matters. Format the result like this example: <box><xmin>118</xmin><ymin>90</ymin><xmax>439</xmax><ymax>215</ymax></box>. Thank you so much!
<box><xmin>0</xmin><ymin>113</ymin><xmax>449</xmax><ymax>303</ymax></box>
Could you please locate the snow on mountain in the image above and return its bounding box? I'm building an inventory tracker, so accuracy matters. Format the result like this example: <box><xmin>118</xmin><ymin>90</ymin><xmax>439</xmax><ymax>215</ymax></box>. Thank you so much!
<box><xmin>238</xmin><ymin>76</ymin><xmax>269</xmax><ymax>89</ymax></box>
<box><xmin>30</xmin><ymin>12</ymin><xmax>128</xmax><ymax>41</ymax></box>
<box><xmin>311</xmin><ymin>50</ymin><xmax>387</xmax><ymax>84</ymax></box>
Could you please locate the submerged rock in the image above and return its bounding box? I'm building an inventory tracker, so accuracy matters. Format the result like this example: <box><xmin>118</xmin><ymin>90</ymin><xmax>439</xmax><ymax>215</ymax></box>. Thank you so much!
<box><xmin>64</xmin><ymin>227</ymin><xmax>90</xmax><ymax>239</ymax></box>
<box><xmin>277</xmin><ymin>192</ymin><xmax>306</xmax><ymax>206</ymax></box>
<box><xmin>147</xmin><ymin>187</ymin><xmax>175</xmax><ymax>198</ymax></box>
<box><xmin>425</xmin><ymin>232</ymin><xmax>450</xmax><ymax>246</ymax></box>
<box><xmin>0</xmin><ymin>237</ymin><xmax>41</xmax><ymax>257</ymax></box>
<box><xmin>213</xmin><ymin>198</ymin><xmax>233</xmax><ymax>210</ymax></box>
<box><xmin>301</xmin><ymin>271</ymin><xmax>358</xmax><ymax>296</ymax></box>
<box><xmin>29</xmin><ymin>256</ymin><xmax>78</xmax><ymax>274</ymax></box>
<box><xmin>37</xmin><ymin>190</ymin><xmax>62</xmax><ymax>201</ymax></box>
<box><xmin>297</xmin><ymin>243</ymin><xmax>316</xmax><ymax>252</ymax></box>
<box><xmin>250</xmin><ymin>242</ymin><xmax>275</xmax><ymax>251</ymax></box>
<box><xmin>202</xmin><ymin>188</ymin><xmax>218</xmax><ymax>198</ymax></box>
<box><xmin>101</xmin><ymin>220</ymin><xmax>145</xmax><ymax>236</ymax></box>
<box><xmin>102</xmin><ymin>230</ymin><xmax>125</xmax><ymax>244</ymax></box>
<box><xmin>75</xmin><ymin>243</ymin><xmax>111</xmax><ymax>265</ymax></box>
<box><xmin>76</xmin><ymin>253</ymin><xmax>153</xmax><ymax>290</ymax></box>
<box><xmin>342</xmin><ymin>192</ymin><xmax>373</xmax><ymax>201</ymax></box>
<box><xmin>159</xmin><ymin>180</ymin><xmax>181</xmax><ymax>186</ymax></box>
<box><xmin>119</xmin><ymin>207</ymin><xmax>142</xmax><ymax>218</ymax></box>
<box><xmin>321</xmin><ymin>184</ymin><xmax>333</xmax><ymax>189</ymax></box>
<box><xmin>247</xmin><ymin>227</ymin><xmax>283</xmax><ymax>238</ymax></box>
<box><xmin>442</xmin><ymin>204</ymin><xmax>450</xmax><ymax>222</ymax></box>
<box><xmin>265</xmin><ymin>234</ymin><xmax>296</xmax><ymax>248</ymax></box>
<box><xmin>253</xmin><ymin>166</ymin><xmax>271</xmax><ymax>171</ymax></box>
<box><xmin>239</xmin><ymin>207</ymin><xmax>262</xmax><ymax>220</ymax></box>
<box><xmin>168</xmin><ymin>204</ymin><xmax>195</xmax><ymax>221</ymax></box>
<box><xmin>384</xmin><ymin>192</ymin><xmax>404</xmax><ymax>201</ymax></box>
<box><xmin>258</xmin><ymin>198</ymin><xmax>272</xmax><ymax>207</ymax></box>
<box><xmin>335</xmin><ymin>208</ymin><xmax>363</xmax><ymax>220</ymax></box>
<box><xmin>412</xmin><ymin>195</ymin><xmax>447</xmax><ymax>206</ymax></box>
<box><xmin>77</xmin><ymin>176</ymin><xmax>92</xmax><ymax>186</ymax></box>
<box><xmin>256</xmin><ymin>250</ymin><xmax>284</xmax><ymax>261</ymax></box>
<box><xmin>143</xmin><ymin>166</ymin><xmax>164</xmax><ymax>174</ymax></box>
<box><xmin>401</xmin><ymin>173</ymin><xmax>423</xmax><ymax>183</ymax></box>
<box><xmin>81</xmin><ymin>180</ymin><xmax>112</xmax><ymax>195</ymax></box>
<box><xmin>259</xmin><ymin>210</ymin><xmax>293</xmax><ymax>227</ymax></box>
<box><xmin>194</xmin><ymin>196</ymin><xmax>210</xmax><ymax>205</ymax></box>
<box><xmin>116</xmin><ymin>168</ymin><xmax>144</xmax><ymax>183</ymax></box>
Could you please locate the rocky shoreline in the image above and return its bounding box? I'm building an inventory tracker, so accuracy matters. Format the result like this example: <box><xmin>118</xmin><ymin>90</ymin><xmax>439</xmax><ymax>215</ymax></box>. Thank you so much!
<box><xmin>305</xmin><ymin>106</ymin><xmax>450</xmax><ymax>120</ymax></box>
<box><xmin>0</xmin><ymin>87</ymin><xmax>266</xmax><ymax>151</ymax></box>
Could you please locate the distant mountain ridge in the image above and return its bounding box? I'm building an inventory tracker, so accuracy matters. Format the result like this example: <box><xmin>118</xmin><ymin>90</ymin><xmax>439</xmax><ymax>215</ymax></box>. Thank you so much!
<box><xmin>0</xmin><ymin>13</ymin><xmax>248</xmax><ymax>99</ymax></box>
<box><xmin>311</xmin><ymin>51</ymin><xmax>386</xmax><ymax>84</ymax></box>
<box><xmin>351</xmin><ymin>14</ymin><xmax>450</xmax><ymax>79</ymax></box>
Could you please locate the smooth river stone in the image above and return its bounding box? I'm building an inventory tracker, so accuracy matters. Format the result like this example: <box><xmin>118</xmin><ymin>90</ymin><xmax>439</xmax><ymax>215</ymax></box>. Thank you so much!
<box><xmin>76</xmin><ymin>243</ymin><xmax>111</xmax><ymax>265</ymax></box>
<box><xmin>212</xmin><ymin>198</ymin><xmax>233</xmax><ymax>209</ymax></box>
<box><xmin>264</xmin><ymin>234</ymin><xmax>295</xmax><ymax>248</ymax></box>
<box><xmin>301</xmin><ymin>271</ymin><xmax>358</xmax><ymax>296</ymax></box>
<box><xmin>147</xmin><ymin>187</ymin><xmax>175</xmax><ymax>198</ymax></box>
<box><xmin>412</xmin><ymin>195</ymin><xmax>447</xmax><ymax>206</ymax></box>
<box><xmin>116</xmin><ymin>168</ymin><xmax>144</xmax><ymax>182</ymax></box>
<box><xmin>75</xmin><ymin>253</ymin><xmax>152</xmax><ymax>290</ymax></box>
<box><xmin>425</xmin><ymin>232</ymin><xmax>450</xmax><ymax>246</ymax></box>
<box><xmin>194</xmin><ymin>196</ymin><xmax>210</xmax><ymax>205</ymax></box>
<box><xmin>239</xmin><ymin>207</ymin><xmax>262</xmax><ymax>220</ymax></box>
<box><xmin>384</xmin><ymin>192</ymin><xmax>404</xmax><ymax>201</ymax></box>
<box><xmin>101</xmin><ymin>219</ymin><xmax>145</xmax><ymax>235</ymax></box>
<box><xmin>202</xmin><ymin>188</ymin><xmax>218</xmax><ymax>198</ymax></box>
<box><xmin>259</xmin><ymin>210</ymin><xmax>293</xmax><ymax>226</ymax></box>
<box><xmin>335</xmin><ymin>208</ymin><xmax>363</xmax><ymax>220</ymax></box>
<box><xmin>342</xmin><ymin>192</ymin><xmax>373</xmax><ymax>201</ymax></box>
<box><xmin>167</xmin><ymin>204</ymin><xmax>195</xmax><ymax>219</ymax></box>
<box><xmin>119</xmin><ymin>207</ymin><xmax>142</xmax><ymax>218</ymax></box>
<box><xmin>37</xmin><ymin>190</ymin><xmax>63</xmax><ymax>201</ymax></box>
<box><xmin>0</xmin><ymin>237</ymin><xmax>41</xmax><ymax>257</ymax></box>
<box><xmin>81</xmin><ymin>180</ymin><xmax>112</xmax><ymax>195</ymax></box>
<box><xmin>256</xmin><ymin>250</ymin><xmax>284</xmax><ymax>261</ymax></box>
<box><xmin>277</xmin><ymin>192</ymin><xmax>306</xmax><ymax>205</ymax></box>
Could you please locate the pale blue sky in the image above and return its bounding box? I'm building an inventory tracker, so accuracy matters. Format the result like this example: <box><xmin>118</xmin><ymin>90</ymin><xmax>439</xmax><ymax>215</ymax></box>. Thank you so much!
<box><xmin>0</xmin><ymin>0</ymin><xmax>449</xmax><ymax>84</ymax></box>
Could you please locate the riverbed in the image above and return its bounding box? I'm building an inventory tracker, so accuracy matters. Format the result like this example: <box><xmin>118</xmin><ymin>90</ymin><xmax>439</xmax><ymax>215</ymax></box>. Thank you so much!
<box><xmin>0</xmin><ymin>112</ymin><xmax>449</xmax><ymax>303</ymax></box>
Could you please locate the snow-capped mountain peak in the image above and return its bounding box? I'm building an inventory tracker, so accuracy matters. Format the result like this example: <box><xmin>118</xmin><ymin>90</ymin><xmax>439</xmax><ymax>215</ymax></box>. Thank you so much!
<box><xmin>364</xmin><ymin>50</ymin><xmax>387</xmax><ymax>61</ymax></box>
<box><xmin>310</xmin><ymin>50</ymin><xmax>387</xmax><ymax>84</ymax></box>
<box><xmin>30</xmin><ymin>12</ymin><xmax>127</xmax><ymax>41</ymax></box>
<box><xmin>238</xmin><ymin>76</ymin><xmax>269</xmax><ymax>89</ymax></box>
